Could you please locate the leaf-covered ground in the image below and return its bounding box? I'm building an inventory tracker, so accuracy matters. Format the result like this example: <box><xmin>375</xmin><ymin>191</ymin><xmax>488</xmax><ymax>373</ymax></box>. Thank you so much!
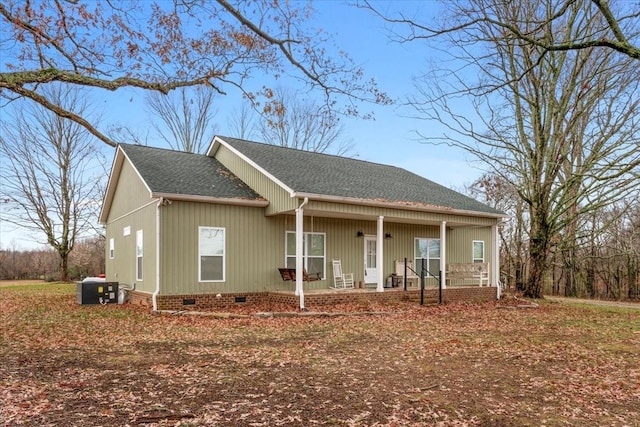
<box><xmin>1</xmin><ymin>283</ymin><xmax>639</xmax><ymax>426</ymax></box>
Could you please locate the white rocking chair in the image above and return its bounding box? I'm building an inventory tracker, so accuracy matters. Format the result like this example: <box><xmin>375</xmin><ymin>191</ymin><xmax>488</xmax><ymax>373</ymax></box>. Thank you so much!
<box><xmin>331</xmin><ymin>259</ymin><xmax>354</xmax><ymax>289</ymax></box>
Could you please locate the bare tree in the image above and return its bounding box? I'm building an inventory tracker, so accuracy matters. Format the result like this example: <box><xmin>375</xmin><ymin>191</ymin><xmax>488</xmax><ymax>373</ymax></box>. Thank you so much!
<box><xmin>258</xmin><ymin>87</ymin><xmax>353</xmax><ymax>154</ymax></box>
<box><xmin>224</xmin><ymin>89</ymin><xmax>353</xmax><ymax>155</ymax></box>
<box><xmin>226</xmin><ymin>102</ymin><xmax>258</xmax><ymax>141</ymax></box>
<box><xmin>493</xmin><ymin>0</ymin><xmax>640</xmax><ymax>59</ymax></box>
<box><xmin>592</xmin><ymin>198</ymin><xmax>640</xmax><ymax>299</ymax></box>
<box><xmin>1</xmin><ymin>0</ymin><xmax>390</xmax><ymax>147</ymax></box>
<box><xmin>372</xmin><ymin>0</ymin><xmax>640</xmax><ymax>298</ymax></box>
<box><xmin>69</xmin><ymin>236</ymin><xmax>106</xmax><ymax>279</ymax></box>
<box><xmin>364</xmin><ymin>0</ymin><xmax>639</xmax><ymax>61</ymax></box>
<box><xmin>0</xmin><ymin>84</ymin><xmax>106</xmax><ymax>282</ymax></box>
<box><xmin>146</xmin><ymin>86</ymin><xmax>217</xmax><ymax>154</ymax></box>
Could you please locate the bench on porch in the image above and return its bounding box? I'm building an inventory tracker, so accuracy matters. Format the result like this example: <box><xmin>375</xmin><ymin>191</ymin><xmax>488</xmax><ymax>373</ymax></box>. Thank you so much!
<box><xmin>278</xmin><ymin>268</ymin><xmax>321</xmax><ymax>283</ymax></box>
<box><xmin>394</xmin><ymin>260</ymin><xmax>419</xmax><ymax>288</ymax></box>
<box><xmin>446</xmin><ymin>262</ymin><xmax>490</xmax><ymax>286</ymax></box>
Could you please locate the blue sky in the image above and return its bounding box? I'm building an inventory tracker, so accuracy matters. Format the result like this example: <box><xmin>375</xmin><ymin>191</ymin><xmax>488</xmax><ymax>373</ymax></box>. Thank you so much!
<box><xmin>102</xmin><ymin>0</ymin><xmax>485</xmax><ymax>187</ymax></box>
<box><xmin>1</xmin><ymin>0</ymin><xmax>486</xmax><ymax>250</ymax></box>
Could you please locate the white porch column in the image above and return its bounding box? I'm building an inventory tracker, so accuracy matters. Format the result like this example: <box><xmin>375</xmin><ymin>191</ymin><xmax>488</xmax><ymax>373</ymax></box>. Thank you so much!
<box><xmin>295</xmin><ymin>198</ymin><xmax>308</xmax><ymax>309</ymax></box>
<box><xmin>440</xmin><ymin>221</ymin><xmax>447</xmax><ymax>289</ymax></box>
<box><xmin>492</xmin><ymin>224</ymin><xmax>500</xmax><ymax>299</ymax></box>
<box><xmin>376</xmin><ymin>216</ymin><xmax>384</xmax><ymax>292</ymax></box>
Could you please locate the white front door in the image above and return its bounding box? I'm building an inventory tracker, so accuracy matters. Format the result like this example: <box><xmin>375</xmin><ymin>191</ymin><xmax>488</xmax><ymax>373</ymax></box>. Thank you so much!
<box><xmin>364</xmin><ymin>236</ymin><xmax>378</xmax><ymax>285</ymax></box>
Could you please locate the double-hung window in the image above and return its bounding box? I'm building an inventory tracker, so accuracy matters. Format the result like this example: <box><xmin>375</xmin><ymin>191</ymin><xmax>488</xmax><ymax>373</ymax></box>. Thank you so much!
<box><xmin>199</xmin><ymin>226</ymin><xmax>225</xmax><ymax>282</ymax></box>
<box><xmin>285</xmin><ymin>231</ymin><xmax>325</xmax><ymax>279</ymax></box>
<box><xmin>473</xmin><ymin>241</ymin><xmax>485</xmax><ymax>263</ymax></box>
<box><xmin>136</xmin><ymin>230</ymin><xmax>143</xmax><ymax>280</ymax></box>
<box><xmin>414</xmin><ymin>238</ymin><xmax>440</xmax><ymax>278</ymax></box>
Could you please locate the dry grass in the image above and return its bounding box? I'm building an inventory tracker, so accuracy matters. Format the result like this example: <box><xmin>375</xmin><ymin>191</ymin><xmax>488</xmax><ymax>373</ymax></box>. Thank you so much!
<box><xmin>1</xmin><ymin>283</ymin><xmax>639</xmax><ymax>426</ymax></box>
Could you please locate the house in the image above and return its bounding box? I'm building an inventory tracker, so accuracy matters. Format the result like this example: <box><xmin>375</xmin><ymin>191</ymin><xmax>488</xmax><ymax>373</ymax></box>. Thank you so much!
<box><xmin>99</xmin><ymin>136</ymin><xmax>506</xmax><ymax>310</ymax></box>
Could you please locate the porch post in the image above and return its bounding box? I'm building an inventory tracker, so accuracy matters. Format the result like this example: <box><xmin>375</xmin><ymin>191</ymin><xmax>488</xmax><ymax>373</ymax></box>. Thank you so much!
<box><xmin>377</xmin><ymin>216</ymin><xmax>384</xmax><ymax>292</ymax></box>
<box><xmin>492</xmin><ymin>224</ymin><xmax>500</xmax><ymax>299</ymax></box>
<box><xmin>295</xmin><ymin>198</ymin><xmax>308</xmax><ymax>309</ymax></box>
<box><xmin>440</xmin><ymin>221</ymin><xmax>447</xmax><ymax>289</ymax></box>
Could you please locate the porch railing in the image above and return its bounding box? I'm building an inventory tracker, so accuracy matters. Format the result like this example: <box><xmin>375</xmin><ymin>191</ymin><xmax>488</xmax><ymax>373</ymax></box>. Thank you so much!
<box><xmin>399</xmin><ymin>257</ymin><xmax>443</xmax><ymax>305</ymax></box>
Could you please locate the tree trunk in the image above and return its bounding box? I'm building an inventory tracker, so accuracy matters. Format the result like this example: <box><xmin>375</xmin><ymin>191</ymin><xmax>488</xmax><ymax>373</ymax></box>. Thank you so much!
<box><xmin>629</xmin><ymin>256</ymin><xmax>638</xmax><ymax>299</ymax></box>
<box><xmin>585</xmin><ymin>258</ymin><xmax>596</xmax><ymax>298</ymax></box>
<box><xmin>563</xmin><ymin>248</ymin><xmax>578</xmax><ymax>297</ymax></box>
<box><xmin>60</xmin><ymin>253</ymin><xmax>69</xmax><ymax>282</ymax></box>
<box><xmin>524</xmin><ymin>204</ymin><xmax>551</xmax><ymax>299</ymax></box>
<box><xmin>525</xmin><ymin>230</ymin><xmax>550</xmax><ymax>299</ymax></box>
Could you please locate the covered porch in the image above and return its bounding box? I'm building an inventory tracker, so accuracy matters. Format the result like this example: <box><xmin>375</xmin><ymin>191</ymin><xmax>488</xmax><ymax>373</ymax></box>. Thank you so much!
<box><xmin>283</xmin><ymin>197</ymin><xmax>503</xmax><ymax>310</ymax></box>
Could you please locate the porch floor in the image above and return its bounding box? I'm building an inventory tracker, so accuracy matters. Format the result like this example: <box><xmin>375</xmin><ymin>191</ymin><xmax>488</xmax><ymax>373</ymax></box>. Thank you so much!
<box><xmin>270</xmin><ymin>285</ymin><xmax>426</xmax><ymax>295</ymax></box>
<box><xmin>264</xmin><ymin>284</ymin><xmax>498</xmax><ymax>309</ymax></box>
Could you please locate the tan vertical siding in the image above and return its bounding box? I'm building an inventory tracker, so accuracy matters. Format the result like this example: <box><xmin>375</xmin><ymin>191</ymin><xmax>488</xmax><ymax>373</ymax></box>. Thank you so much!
<box><xmin>106</xmin><ymin>160</ymin><xmax>151</xmax><ymax>220</ymax></box>
<box><xmin>159</xmin><ymin>201</ymin><xmax>286</xmax><ymax>295</ymax></box>
<box><xmin>104</xmin><ymin>160</ymin><xmax>157</xmax><ymax>294</ymax></box>
<box><xmin>153</xmin><ymin>203</ymin><xmax>498</xmax><ymax>296</ymax></box>
<box><xmin>446</xmin><ymin>227</ymin><xmax>493</xmax><ymax>265</ymax></box>
<box><xmin>285</xmin><ymin>218</ymin><xmax>442</xmax><ymax>288</ymax></box>
<box><xmin>214</xmin><ymin>145</ymin><xmax>297</xmax><ymax>214</ymax></box>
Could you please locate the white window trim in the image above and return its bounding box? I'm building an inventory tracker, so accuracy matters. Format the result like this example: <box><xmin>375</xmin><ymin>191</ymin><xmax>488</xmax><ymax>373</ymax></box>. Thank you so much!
<box><xmin>285</xmin><ymin>231</ymin><xmax>326</xmax><ymax>279</ymax></box>
<box><xmin>136</xmin><ymin>229</ymin><xmax>143</xmax><ymax>281</ymax></box>
<box><xmin>199</xmin><ymin>226</ymin><xmax>226</xmax><ymax>282</ymax></box>
<box><xmin>109</xmin><ymin>238</ymin><xmax>115</xmax><ymax>259</ymax></box>
<box><xmin>473</xmin><ymin>240</ymin><xmax>485</xmax><ymax>263</ymax></box>
<box><xmin>414</xmin><ymin>237</ymin><xmax>441</xmax><ymax>278</ymax></box>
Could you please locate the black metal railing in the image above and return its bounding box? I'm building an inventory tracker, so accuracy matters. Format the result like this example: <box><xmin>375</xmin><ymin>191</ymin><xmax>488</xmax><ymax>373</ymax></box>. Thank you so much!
<box><xmin>401</xmin><ymin>257</ymin><xmax>442</xmax><ymax>305</ymax></box>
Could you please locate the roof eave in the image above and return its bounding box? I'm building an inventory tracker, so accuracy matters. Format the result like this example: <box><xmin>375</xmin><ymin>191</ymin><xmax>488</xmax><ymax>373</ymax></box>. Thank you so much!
<box><xmin>293</xmin><ymin>192</ymin><xmax>507</xmax><ymax>219</ymax></box>
<box><xmin>98</xmin><ymin>144</ymin><xmax>154</xmax><ymax>224</ymax></box>
<box><xmin>98</xmin><ymin>146</ymin><xmax>125</xmax><ymax>224</ymax></box>
<box><xmin>205</xmin><ymin>136</ymin><xmax>222</xmax><ymax>157</ymax></box>
<box><xmin>151</xmin><ymin>192</ymin><xmax>269</xmax><ymax>207</ymax></box>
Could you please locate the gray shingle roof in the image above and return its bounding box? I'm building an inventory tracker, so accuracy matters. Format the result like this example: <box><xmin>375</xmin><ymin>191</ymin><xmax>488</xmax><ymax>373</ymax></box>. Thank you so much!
<box><xmin>119</xmin><ymin>143</ymin><xmax>262</xmax><ymax>200</ymax></box>
<box><xmin>219</xmin><ymin>137</ymin><xmax>503</xmax><ymax>215</ymax></box>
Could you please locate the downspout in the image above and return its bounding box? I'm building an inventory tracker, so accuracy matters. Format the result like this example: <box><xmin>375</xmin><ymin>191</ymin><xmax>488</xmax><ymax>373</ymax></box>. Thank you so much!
<box><xmin>492</xmin><ymin>224</ymin><xmax>500</xmax><ymax>299</ymax></box>
<box><xmin>376</xmin><ymin>216</ymin><xmax>384</xmax><ymax>292</ymax></box>
<box><xmin>152</xmin><ymin>197</ymin><xmax>163</xmax><ymax>311</ymax></box>
<box><xmin>440</xmin><ymin>221</ymin><xmax>447</xmax><ymax>289</ymax></box>
<box><xmin>295</xmin><ymin>197</ymin><xmax>309</xmax><ymax>310</ymax></box>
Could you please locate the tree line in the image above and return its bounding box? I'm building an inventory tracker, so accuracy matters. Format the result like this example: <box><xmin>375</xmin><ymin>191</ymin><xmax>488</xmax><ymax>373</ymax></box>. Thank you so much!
<box><xmin>470</xmin><ymin>174</ymin><xmax>639</xmax><ymax>299</ymax></box>
<box><xmin>0</xmin><ymin>236</ymin><xmax>105</xmax><ymax>281</ymax></box>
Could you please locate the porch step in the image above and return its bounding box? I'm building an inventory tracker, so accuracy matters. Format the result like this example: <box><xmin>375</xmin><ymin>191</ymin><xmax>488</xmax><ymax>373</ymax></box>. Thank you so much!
<box><xmin>402</xmin><ymin>295</ymin><xmax>439</xmax><ymax>305</ymax></box>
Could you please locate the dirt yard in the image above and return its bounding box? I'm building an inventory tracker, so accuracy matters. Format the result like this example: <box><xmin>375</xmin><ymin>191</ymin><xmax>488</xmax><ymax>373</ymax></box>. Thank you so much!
<box><xmin>1</xmin><ymin>283</ymin><xmax>639</xmax><ymax>426</ymax></box>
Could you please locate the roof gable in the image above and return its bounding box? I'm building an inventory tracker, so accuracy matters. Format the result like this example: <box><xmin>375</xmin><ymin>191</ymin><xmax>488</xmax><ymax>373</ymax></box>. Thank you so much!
<box><xmin>119</xmin><ymin>143</ymin><xmax>263</xmax><ymax>200</ymax></box>
<box><xmin>99</xmin><ymin>144</ymin><xmax>266</xmax><ymax>223</ymax></box>
<box><xmin>211</xmin><ymin>136</ymin><xmax>504</xmax><ymax>216</ymax></box>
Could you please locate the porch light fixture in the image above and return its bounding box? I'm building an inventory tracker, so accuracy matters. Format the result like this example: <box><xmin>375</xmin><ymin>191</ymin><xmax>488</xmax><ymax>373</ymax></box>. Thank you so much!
<box><xmin>356</xmin><ymin>230</ymin><xmax>364</xmax><ymax>237</ymax></box>
<box><xmin>385</xmin><ymin>232</ymin><xmax>393</xmax><ymax>239</ymax></box>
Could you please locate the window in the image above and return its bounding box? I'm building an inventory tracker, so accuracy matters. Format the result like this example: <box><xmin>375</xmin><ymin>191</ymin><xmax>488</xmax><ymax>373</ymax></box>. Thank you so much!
<box><xmin>199</xmin><ymin>226</ymin><xmax>225</xmax><ymax>282</ymax></box>
<box><xmin>414</xmin><ymin>238</ymin><xmax>440</xmax><ymax>278</ymax></box>
<box><xmin>136</xmin><ymin>230</ymin><xmax>143</xmax><ymax>280</ymax></box>
<box><xmin>285</xmin><ymin>231</ymin><xmax>325</xmax><ymax>279</ymax></box>
<box><xmin>473</xmin><ymin>241</ymin><xmax>485</xmax><ymax>263</ymax></box>
<box><xmin>109</xmin><ymin>238</ymin><xmax>115</xmax><ymax>259</ymax></box>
